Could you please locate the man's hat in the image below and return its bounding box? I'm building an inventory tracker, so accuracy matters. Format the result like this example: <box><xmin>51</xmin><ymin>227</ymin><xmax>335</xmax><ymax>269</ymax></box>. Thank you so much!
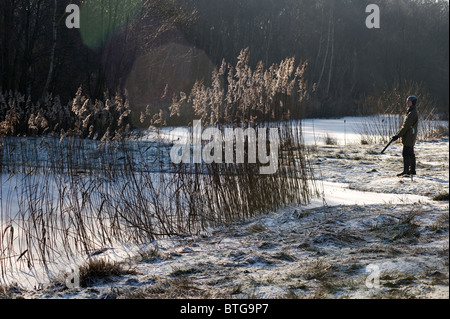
<box><xmin>407</xmin><ymin>96</ymin><xmax>418</xmax><ymax>105</ymax></box>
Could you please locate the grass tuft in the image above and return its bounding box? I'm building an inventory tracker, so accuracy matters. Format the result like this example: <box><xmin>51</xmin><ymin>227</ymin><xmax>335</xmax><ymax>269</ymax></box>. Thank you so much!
<box><xmin>432</xmin><ymin>192</ymin><xmax>449</xmax><ymax>201</ymax></box>
<box><xmin>78</xmin><ymin>259</ymin><xmax>137</xmax><ymax>288</ymax></box>
<box><xmin>169</xmin><ymin>266</ymin><xmax>201</xmax><ymax>278</ymax></box>
<box><xmin>324</xmin><ymin>134</ymin><xmax>337</xmax><ymax>145</ymax></box>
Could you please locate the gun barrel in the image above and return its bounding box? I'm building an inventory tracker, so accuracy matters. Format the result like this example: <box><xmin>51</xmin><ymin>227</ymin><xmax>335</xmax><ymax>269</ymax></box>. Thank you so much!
<box><xmin>381</xmin><ymin>139</ymin><xmax>394</xmax><ymax>154</ymax></box>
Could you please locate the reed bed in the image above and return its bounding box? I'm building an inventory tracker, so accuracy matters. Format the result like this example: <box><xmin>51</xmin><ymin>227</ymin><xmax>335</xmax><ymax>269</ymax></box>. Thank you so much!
<box><xmin>356</xmin><ymin>114</ymin><xmax>448</xmax><ymax>145</ymax></box>
<box><xmin>0</xmin><ymin>49</ymin><xmax>316</xmax><ymax>279</ymax></box>
<box><xmin>357</xmin><ymin>81</ymin><xmax>448</xmax><ymax>144</ymax></box>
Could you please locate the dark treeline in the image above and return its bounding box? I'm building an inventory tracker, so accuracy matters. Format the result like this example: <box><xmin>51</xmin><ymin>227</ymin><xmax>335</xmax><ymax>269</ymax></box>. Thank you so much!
<box><xmin>0</xmin><ymin>0</ymin><xmax>195</xmax><ymax>105</ymax></box>
<box><xmin>0</xmin><ymin>0</ymin><xmax>448</xmax><ymax>132</ymax></box>
<box><xmin>180</xmin><ymin>0</ymin><xmax>449</xmax><ymax>118</ymax></box>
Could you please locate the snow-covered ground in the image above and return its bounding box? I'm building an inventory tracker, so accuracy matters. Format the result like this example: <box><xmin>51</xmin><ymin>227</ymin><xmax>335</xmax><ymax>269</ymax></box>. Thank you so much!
<box><xmin>1</xmin><ymin>117</ymin><xmax>448</xmax><ymax>299</ymax></box>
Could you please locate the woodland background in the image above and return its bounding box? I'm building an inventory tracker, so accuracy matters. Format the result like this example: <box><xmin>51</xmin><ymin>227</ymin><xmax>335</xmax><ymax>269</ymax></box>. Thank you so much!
<box><xmin>0</xmin><ymin>0</ymin><xmax>448</xmax><ymax>130</ymax></box>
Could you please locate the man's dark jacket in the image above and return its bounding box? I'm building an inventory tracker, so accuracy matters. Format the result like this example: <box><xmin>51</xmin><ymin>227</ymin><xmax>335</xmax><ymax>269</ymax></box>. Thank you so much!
<box><xmin>396</xmin><ymin>106</ymin><xmax>419</xmax><ymax>147</ymax></box>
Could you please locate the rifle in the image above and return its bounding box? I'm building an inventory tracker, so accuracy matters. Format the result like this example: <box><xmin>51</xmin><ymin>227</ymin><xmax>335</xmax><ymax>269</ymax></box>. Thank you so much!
<box><xmin>380</xmin><ymin>138</ymin><xmax>395</xmax><ymax>154</ymax></box>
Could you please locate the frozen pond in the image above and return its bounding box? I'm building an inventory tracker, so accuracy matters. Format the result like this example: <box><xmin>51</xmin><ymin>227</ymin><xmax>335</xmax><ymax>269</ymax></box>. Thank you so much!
<box><xmin>139</xmin><ymin>116</ymin><xmax>448</xmax><ymax>146</ymax></box>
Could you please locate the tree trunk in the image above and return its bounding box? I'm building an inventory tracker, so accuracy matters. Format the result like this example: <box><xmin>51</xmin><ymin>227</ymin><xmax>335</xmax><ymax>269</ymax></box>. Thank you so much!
<box><xmin>42</xmin><ymin>0</ymin><xmax>57</xmax><ymax>99</ymax></box>
<box><xmin>316</xmin><ymin>14</ymin><xmax>331</xmax><ymax>92</ymax></box>
<box><xmin>326</xmin><ymin>10</ymin><xmax>334</xmax><ymax>97</ymax></box>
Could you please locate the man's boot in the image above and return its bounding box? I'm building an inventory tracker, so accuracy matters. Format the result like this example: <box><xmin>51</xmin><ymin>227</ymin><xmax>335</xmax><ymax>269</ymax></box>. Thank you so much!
<box><xmin>397</xmin><ymin>156</ymin><xmax>411</xmax><ymax>177</ymax></box>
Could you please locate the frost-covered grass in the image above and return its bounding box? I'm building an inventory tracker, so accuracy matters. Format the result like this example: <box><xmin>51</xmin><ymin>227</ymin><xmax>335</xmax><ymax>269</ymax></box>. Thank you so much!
<box><xmin>16</xmin><ymin>198</ymin><xmax>448</xmax><ymax>299</ymax></box>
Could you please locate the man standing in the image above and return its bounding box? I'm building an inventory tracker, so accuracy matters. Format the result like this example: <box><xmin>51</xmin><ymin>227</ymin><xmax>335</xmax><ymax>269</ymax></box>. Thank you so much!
<box><xmin>392</xmin><ymin>96</ymin><xmax>419</xmax><ymax>177</ymax></box>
